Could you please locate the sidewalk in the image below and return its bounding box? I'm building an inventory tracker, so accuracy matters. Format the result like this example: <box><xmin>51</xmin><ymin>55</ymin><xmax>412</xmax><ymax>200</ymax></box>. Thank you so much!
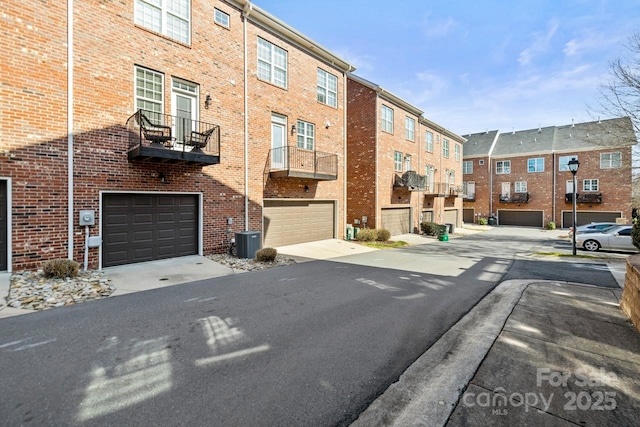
<box><xmin>351</xmin><ymin>280</ymin><xmax>640</xmax><ymax>426</ymax></box>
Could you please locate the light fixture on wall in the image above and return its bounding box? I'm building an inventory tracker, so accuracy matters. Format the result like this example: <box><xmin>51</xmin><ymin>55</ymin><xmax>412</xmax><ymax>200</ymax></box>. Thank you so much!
<box><xmin>205</xmin><ymin>94</ymin><xmax>212</xmax><ymax>109</ymax></box>
<box><xmin>158</xmin><ymin>172</ymin><xmax>169</xmax><ymax>184</ymax></box>
<box><xmin>291</xmin><ymin>124</ymin><xmax>296</xmax><ymax>135</ymax></box>
<box><xmin>304</xmin><ymin>185</ymin><xmax>309</xmax><ymax>193</ymax></box>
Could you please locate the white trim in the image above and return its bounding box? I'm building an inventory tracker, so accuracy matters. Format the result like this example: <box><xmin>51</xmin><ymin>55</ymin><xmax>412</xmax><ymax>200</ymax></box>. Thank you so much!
<box><xmin>68</xmin><ymin>0</ymin><xmax>74</xmax><ymax>260</ymax></box>
<box><xmin>98</xmin><ymin>191</ymin><xmax>203</xmax><ymax>270</ymax></box>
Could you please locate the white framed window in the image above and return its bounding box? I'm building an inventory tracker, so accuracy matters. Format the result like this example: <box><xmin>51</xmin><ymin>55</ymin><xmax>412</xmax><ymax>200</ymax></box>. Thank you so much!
<box><xmin>450</xmin><ymin>170</ymin><xmax>455</xmax><ymax>186</ymax></box>
<box><xmin>214</xmin><ymin>8</ymin><xmax>229</xmax><ymax>28</ymax></box>
<box><xmin>558</xmin><ymin>155</ymin><xmax>578</xmax><ymax>171</ymax></box>
<box><xmin>600</xmin><ymin>152</ymin><xmax>621</xmax><ymax>169</ymax></box>
<box><xmin>455</xmin><ymin>144</ymin><xmax>461</xmax><ymax>162</ymax></box>
<box><xmin>583</xmin><ymin>179</ymin><xmax>599</xmax><ymax>192</ymax></box>
<box><xmin>463</xmin><ymin>161</ymin><xmax>473</xmax><ymax>174</ymax></box>
<box><xmin>257</xmin><ymin>37</ymin><xmax>287</xmax><ymax>88</ymax></box>
<box><xmin>135</xmin><ymin>66</ymin><xmax>163</xmax><ymax>113</ymax></box>
<box><xmin>479</xmin><ymin>159</ymin><xmax>485</xmax><ymax>166</ymax></box>
<box><xmin>528</xmin><ymin>157</ymin><xmax>544</xmax><ymax>172</ymax></box>
<box><xmin>296</xmin><ymin>120</ymin><xmax>315</xmax><ymax>150</ymax></box>
<box><xmin>426</xmin><ymin>131</ymin><xmax>434</xmax><ymax>152</ymax></box>
<box><xmin>443</xmin><ymin>139</ymin><xmax>449</xmax><ymax>158</ymax></box>
<box><xmin>317</xmin><ymin>69</ymin><xmax>337</xmax><ymax>107</ymax></box>
<box><xmin>463</xmin><ymin>181</ymin><xmax>475</xmax><ymax>197</ymax></box>
<box><xmin>405</xmin><ymin>117</ymin><xmax>415</xmax><ymax>141</ymax></box>
<box><xmin>382</xmin><ymin>105</ymin><xmax>394</xmax><ymax>133</ymax></box>
<box><xmin>135</xmin><ymin>0</ymin><xmax>190</xmax><ymax>44</ymax></box>
<box><xmin>496</xmin><ymin>160</ymin><xmax>511</xmax><ymax>174</ymax></box>
<box><xmin>515</xmin><ymin>181</ymin><xmax>527</xmax><ymax>193</ymax></box>
<box><xmin>405</xmin><ymin>154</ymin><xmax>412</xmax><ymax>172</ymax></box>
<box><xmin>394</xmin><ymin>151</ymin><xmax>402</xmax><ymax>172</ymax></box>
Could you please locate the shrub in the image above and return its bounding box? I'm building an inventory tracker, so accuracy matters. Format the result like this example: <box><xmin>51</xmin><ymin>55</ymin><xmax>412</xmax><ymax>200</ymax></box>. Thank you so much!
<box><xmin>356</xmin><ymin>228</ymin><xmax>377</xmax><ymax>242</ymax></box>
<box><xmin>376</xmin><ymin>228</ymin><xmax>391</xmax><ymax>242</ymax></box>
<box><xmin>477</xmin><ymin>217</ymin><xmax>488</xmax><ymax>226</ymax></box>
<box><xmin>420</xmin><ymin>222</ymin><xmax>438</xmax><ymax>236</ymax></box>
<box><xmin>632</xmin><ymin>218</ymin><xmax>640</xmax><ymax>250</ymax></box>
<box><xmin>42</xmin><ymin>258</ymin><xmax>79</xmax><ymax>279</ymax></box>
<box><xmin>255</xmin><ymin>247</ymin><xmax>278</xmax><ymax>262</ymax></box>
<box><xmin>546</xmin><ymin>221</ymin><xmax>556</xmax><ymax>230</ymax></box>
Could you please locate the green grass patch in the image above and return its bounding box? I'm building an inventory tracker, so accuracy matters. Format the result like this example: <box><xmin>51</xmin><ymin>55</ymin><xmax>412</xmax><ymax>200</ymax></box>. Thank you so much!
<box><xmin>359</xmin><ymin>240</ymin><xmax>409</xmax><ymax>249</ymax></box>
<box><xmin>532</xmin><ymin>251</ymin><xmax>620</xmax><ymax>259</ymax></box>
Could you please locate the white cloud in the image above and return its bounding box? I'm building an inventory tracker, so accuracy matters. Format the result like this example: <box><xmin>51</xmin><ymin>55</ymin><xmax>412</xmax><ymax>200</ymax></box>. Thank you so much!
<box><xmin>331</xmin><ymin>47</ymin><xmax>375</xmax><ymax>74</ymax></box>
<box><xmin>518</xmin><ymin>19</ymin><xmax>559</xmax><ymax>66</ymax></box>
<box><xmin>424</xmin><ymin>16</ymin><xmax>458</xmax><ymax>38</ymax></box>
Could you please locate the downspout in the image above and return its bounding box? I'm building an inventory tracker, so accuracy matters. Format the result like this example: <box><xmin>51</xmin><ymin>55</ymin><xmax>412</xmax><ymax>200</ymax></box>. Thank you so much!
<box><xmin>342</xmin><ymin>72</ymin><xmax>349</xmax><ymax>238</ymax></box>
<box><xmin>374</xmin><ymin>89</ymin><xmax>381</xmax><ymax>229</ymax></box>
<box><xmin>488</xmin><ymin>156</ymin><xmax>492</xmax><ymax>218</ymax></box>
<box><xmin>243</xmin><ymin>3</ymin><xmax>252</xmax><ymax>231</ymax></box>
<box><xmin>552</xmin><ymin>152</ymin><xmax>556</xmax><ymax>224</ymax></box>
<box><xmin>67</xmin><ymin>0</ymin><xmax>74</xmax><ymax>259</ymax></box>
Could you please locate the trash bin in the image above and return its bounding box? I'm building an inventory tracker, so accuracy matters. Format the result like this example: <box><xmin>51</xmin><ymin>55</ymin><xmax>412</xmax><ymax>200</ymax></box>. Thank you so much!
<box><xmin>437</xmin><ymin>224</ymin><xmax>449</xmax><ymax>241</ymax></box>
<box><xmin>346</xmin><ymin>226</ymin><xmax>353</xmax><ymax>241</ymax></box>
<box><xmin>488</xmin><ymin>216</ymin><xmax>497</xmax><ymax>226</ymax></box>
<box><xmin>445</xmin><ymin>223</ymin><xmax>455</xmax><ymax>234</ymax></box>
<box><xmin>354</xmin><ymin>227</ymin><xmax>360</xmax><ymax>239</ymax></box>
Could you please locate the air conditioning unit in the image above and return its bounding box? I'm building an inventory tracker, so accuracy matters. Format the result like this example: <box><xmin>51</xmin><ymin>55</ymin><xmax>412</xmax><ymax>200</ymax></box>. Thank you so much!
<box><xmin>236</xmin><ymin>231</ymin><xmax>261</xmax><ymax>259</ymax></box>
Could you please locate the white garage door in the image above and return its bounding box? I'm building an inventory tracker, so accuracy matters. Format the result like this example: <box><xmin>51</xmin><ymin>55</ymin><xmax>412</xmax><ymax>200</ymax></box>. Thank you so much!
<box><xmin>263</xmin><ymin>200</ymin><xmax>335</xmax><ymax>247</ymax></box>
<box><xmin>381</xmin><ymin>207</ymin><xmax>411</xmax><ymax>236</ymax></box>
<box><xmin>444</xmin><ymin>209</ymin><xmax>459</xmax><ymax>226</ymax></box>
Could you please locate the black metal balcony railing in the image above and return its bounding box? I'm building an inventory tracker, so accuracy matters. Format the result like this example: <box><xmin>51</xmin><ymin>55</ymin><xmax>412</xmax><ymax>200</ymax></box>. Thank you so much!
<box><xmin>499</xmin><ymin>193</ymin><xmax>530</xmax><ymax>203</ymax></box>
<box><xmin>393</xmin><ymin>171</ymin><xmax>428</xmax><ymax>191</ymax></box>
<box><xmin>126</xmin><ymin>109</ymin><xmax>220</xmax><ymax>165</ymax></box>
<box><xmin>464</xmin><ymin>193</ymin><xmax>476</xmax><ymax>201</ymax></box>
<box><xmin>268</xmin><ymin>146</ymin><xmax>338</xmax><ymax>180</ymax></box>
<box><xmin>565</xmin><ymin>193</ymin><xmax>602</xmax><ymax>204</ymax></box>
<box><xmin>421</xmin><ymin>182</ymin><xmax>462</xmax><ymax>197</ymax></box>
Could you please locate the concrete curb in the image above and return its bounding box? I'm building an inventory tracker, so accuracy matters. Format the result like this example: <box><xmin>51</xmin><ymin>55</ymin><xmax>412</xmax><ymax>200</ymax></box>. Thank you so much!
<box><xmin>351</xmin><ymin>279</ymin><xmax>532</xmax><ymax>427</ymax></box>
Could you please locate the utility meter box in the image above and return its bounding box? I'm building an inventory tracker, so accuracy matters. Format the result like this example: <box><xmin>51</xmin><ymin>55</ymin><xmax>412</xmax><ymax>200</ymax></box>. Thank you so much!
<box><xmin>236</xmin><ymin>231</ymin><xmax>261</xmax><ymax>259</ymax></box>
<box><xmin>87</xmin><ymin>236</ymin><xmax>102</xmax><ymax>248</ymax></box>
<box><xmin>79</xmin><ymin>210</ymin><xmax>95</xmax><ymax>226</ymax></box>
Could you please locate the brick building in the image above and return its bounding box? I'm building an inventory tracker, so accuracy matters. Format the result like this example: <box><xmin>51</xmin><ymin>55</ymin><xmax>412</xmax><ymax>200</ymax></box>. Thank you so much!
<box><xmin>346</xmin><ymin>75</ymin><xmax>466</xmax><ymax>236</ymax></box>
<box><xmin>1</xmin><ymin>0</ymin><xmax>354</xmax><ymax>271</ymax></box>
<box><xmin>462</xmin><ymin>118</ymin><xmax>636</xmax><ymax>228</ymax></box>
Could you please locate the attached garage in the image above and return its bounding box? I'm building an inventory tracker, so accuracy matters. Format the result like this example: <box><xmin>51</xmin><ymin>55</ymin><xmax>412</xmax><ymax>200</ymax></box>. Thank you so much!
<box><xmin>463</xmin><ymin>208</ymin><xmax>475</xmax><ymax>224</ymax></box>
<box><xmin>263</xmin><ymin>200</ymin><xmax>335</xmax><ymax>247</ymax></box>
<box><xmin>0</xmin><ymin>180</ymin><xmax>7</xmax><ymax>271</ymax></box>
<box><xmin>381</xmin><ymin>207</ymin><xmax>411</xmax><ymax>236</ymax></box>
<box><xmin>421</xmin><ymin>210</ymin><xmax>434</xmax><ymax>223</ymax></box>
<box><xmin>497</xmin><ymin>210</ymin><xmax>543</xmax><ymax>227</ymax></box>
<box><xmin>102</xmin><ymin>193</ymin><xmax>199</xmax><ymax>267</ymax></box>
<box><xmin>561</xmin><ymin>211</ymin><xmax>622</xmax><ymax>228</ymax></box>
<box><xmin>444</xmin><ymin>209</ymin><xmax>459</xmax><ymax>227</ymax></box>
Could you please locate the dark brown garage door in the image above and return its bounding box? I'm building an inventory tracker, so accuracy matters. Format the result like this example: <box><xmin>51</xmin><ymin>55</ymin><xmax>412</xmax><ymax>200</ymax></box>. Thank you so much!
<box><xmin>381</xmin><ymin>207</ymin><xmax>411</xmax><ymax>236</ymax></box>
<box><xmin>562</xmin><ymin>211</ymin><xmax>622</xmax><ymax>228</ymax></box>
<box><xmin>263</xmin><ymin>200</ymin><xmax>335</xmax><ymax>247</ymax></box>
<box><xmin>0</xmin><ymin>181</ymin><xmax>6</xmax><ymax>271</ymax></box>
<box><xmin>498</xmin><ymin>210</ymin><xmax>543</xmax><ymax>227</ymax></box>
<box><xmin>463</xmin><ymin>208</ymin><xmax>475</xmax><ymax>224</ymax></box>
<box><xmin>103</xmin><ymin>193</ymin><xmax>198</xmax><ymax>267</ymax></box>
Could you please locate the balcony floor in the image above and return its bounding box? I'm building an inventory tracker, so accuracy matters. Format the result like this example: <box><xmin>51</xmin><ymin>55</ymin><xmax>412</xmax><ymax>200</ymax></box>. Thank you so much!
<box><xmin>128</xmin><ymin>145</ymin><xmax>219</xmax><ymax>166</ymax></box>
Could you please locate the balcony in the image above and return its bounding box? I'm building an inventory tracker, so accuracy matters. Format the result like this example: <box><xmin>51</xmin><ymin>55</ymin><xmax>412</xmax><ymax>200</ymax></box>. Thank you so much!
<box><xmin>422</xmin><ymin>182</ymin><xmax>462</xmax><ymax>197</ymax></box>
<box><xmin>126</xmin><ymin>110</ymin><xmax>220</xmax><ymax>166</ymax></box>
<box><xmin>565</xmin><ymin>193</ymin><xmax>602</xmax><ymax>204</ymax></box>
<box><xmin>393</xmin><ymin>171</ymin><xmax>428</xmax><ymax>191</ymax></box>
<box><xmin>499</xmin><ymin>193</ymin><xmax>530</xmax><ymax>203</ymax></box>
<box><xmin>268</xmin><ymin>146</ymin><xmax>338</xmax><ymax>180</ymax></box>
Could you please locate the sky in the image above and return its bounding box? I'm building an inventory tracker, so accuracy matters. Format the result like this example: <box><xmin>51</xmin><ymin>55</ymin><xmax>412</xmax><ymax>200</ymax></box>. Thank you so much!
<box><xmin>252</xmin><ymin>0</ymin><xmax>640</xmax><ymax>136</ymax></box>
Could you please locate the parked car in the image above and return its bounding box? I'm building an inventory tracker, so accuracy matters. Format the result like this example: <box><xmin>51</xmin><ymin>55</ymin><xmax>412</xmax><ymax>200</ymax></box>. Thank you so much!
<box><xmin>569</xmin><ymin>222</ymin><xmax>619</xmax><ymax>236</ymax></box>
<box><xmin>576</xmin><ymin>225</ymin><xmax>638</xmax><ymax>252</ymax></box>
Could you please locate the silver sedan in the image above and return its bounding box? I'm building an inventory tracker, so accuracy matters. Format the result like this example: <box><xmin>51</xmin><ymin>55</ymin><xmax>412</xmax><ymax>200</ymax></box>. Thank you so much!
<box><xmin>576</xmin><ymin>225</ymin><xmax>638</xmax><ymax>252</ymax></box>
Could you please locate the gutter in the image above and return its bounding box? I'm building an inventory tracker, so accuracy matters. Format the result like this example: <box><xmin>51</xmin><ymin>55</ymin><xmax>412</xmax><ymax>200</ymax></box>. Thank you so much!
<box><xmin>243</xmin><ymin>3</ymin><xmax>252</xmax><ymax>231</ymax></box>
<box><xmin>67</xmin><ymin>0</ymin><xmax>74</xmax><ymax>259</ymax></box>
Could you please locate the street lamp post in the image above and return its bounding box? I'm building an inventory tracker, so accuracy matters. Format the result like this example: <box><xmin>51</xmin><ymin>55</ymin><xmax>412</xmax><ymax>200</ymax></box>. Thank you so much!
<box><xmin>568</xmin><ymin>158</ymin><xmax>580</xmax><ymax>255</ymax></box>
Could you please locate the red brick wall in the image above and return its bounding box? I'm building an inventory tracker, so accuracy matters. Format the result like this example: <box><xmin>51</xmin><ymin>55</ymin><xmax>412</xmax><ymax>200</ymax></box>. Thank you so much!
<box><xmin>246</xmin><ymin>21</ymin><xmax>347</xmax><ymax>238</ymax></box>
<box><xmin>346</xmin><ymin>79</ymin><xmax>377</xmax><ymax>227</ymax></box>
<box><xmin>2</xmin><ymin>0</ymin><xmax>348</xmax><ymax>270</ymax></box>
<box><xmin>1</xmin><ymin>1</ymin><xmax>70</xmax><ymax>269</ymax></box>
<box><xmin>463</xmin><ymin>156</ymin><xmax>491</xmax><ymax>220</ymax></box>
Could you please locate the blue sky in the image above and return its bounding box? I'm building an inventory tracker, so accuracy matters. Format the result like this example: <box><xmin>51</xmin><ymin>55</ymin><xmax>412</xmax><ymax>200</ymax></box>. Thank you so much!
<box><xmin>253</xmin><ymin>0</ymin><xmax>639</xmax><ymax>136</ymax></box>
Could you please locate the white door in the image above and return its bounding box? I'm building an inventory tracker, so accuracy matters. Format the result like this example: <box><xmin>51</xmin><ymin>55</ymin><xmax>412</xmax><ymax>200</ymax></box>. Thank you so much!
<box><xmin>171</xmin><ymin>80</ymin><xmax>198</xmax><ymax>147</ymax></box>
<box><xmin>465</xmin><ymin>181</ymin><xmax>476</xmax><ymax>198</ymax></box>
<box><xmin>501</xmin><ymin>182</ymin><xmax>510</xmax><ymax>199</ymax></box>
<box><xmin>404</xmin><ymin>155</ymin><xmax>411</xmax><ymax>172</ymax></box>
<box><xmin>271</xmin><ymin>114</ymin><xmax>287</xmax><ymax>169</ymax></box>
